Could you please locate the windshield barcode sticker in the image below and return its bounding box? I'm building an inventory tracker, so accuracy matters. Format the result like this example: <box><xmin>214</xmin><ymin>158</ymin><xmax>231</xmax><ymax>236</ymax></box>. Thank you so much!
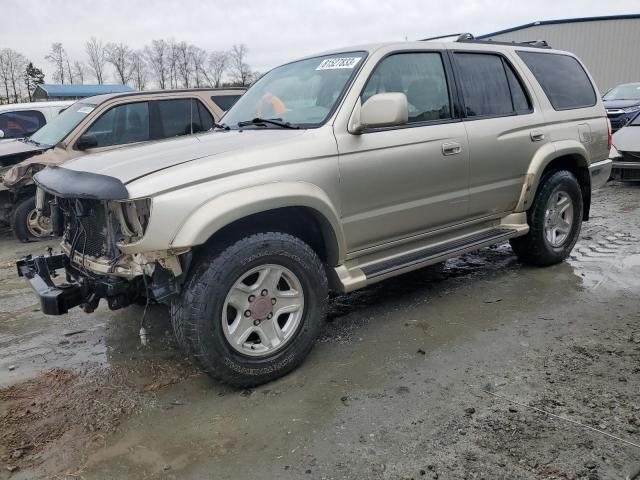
<box><xmin>316</xmin><ymin>57</ymin><xmax>361</xmax><ymax>70</ymax></box>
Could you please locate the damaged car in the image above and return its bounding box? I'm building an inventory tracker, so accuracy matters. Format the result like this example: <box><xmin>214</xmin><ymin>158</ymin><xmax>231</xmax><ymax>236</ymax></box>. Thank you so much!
<box><xmin>18</xmin><ymin>36</ymin><xmax>611</xmax><ymax>386</ymax></box>
<box><xmin>0</xmin><ymin>88</ymin><xmax>244</xmax><ymax>242</ymax></box>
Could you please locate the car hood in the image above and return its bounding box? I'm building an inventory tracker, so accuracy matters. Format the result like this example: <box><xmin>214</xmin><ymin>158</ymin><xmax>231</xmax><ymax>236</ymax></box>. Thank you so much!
<box><xmin>63</xmin><ymin>129</ymin><xmax>307</xmax><ymax>184</ymax></box>
<box><xmin>612</xmin><ymin>126</ymin><xmax>640</xmax><ymax>152</ymax></box>
<box><xmin>603</xmin><ymin>99</ymin><xmax>640</xmax><ymax>110</ymax></box>
<box><xmin>0</xmin><ymin>139</ymin><xmax>48</xmax><ymax>165</ymax></box>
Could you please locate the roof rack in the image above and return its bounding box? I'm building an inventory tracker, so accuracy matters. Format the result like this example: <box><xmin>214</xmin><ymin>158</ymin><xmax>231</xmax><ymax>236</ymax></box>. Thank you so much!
<box><xmin>420</xmin><ymin>33</ymin><xmax>552</xmax><ymax>49</ymax></box>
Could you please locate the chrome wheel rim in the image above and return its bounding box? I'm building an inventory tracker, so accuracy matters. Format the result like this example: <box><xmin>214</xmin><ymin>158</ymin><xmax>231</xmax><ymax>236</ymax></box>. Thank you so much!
<box><xmin>26</xmin><ymin>209</ymin><xmax>52</xmax><ymax>238</ymax></box>
<box><xmin>544</xmin><ymin>189</ymin><xmax>574</xmax><ymax>247</ymax></box>
<box><xmin>222</xmin><ymin>264</ymin><xmax>304</xmax><ymax>357</ymax></box>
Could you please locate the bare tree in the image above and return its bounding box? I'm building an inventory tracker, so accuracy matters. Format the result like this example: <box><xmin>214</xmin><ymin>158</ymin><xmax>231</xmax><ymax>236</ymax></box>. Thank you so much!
<box><xmin>130</xmin><ymin>51</ymin><xmax>148</xmax><ymax>90</ymax></box>
<box><xmin>229</xmin><ymin>44</ymin><xmax>252</xmax><ymax>86</ymax></box>
<box><xmin>144</xmin><ymin>39</ymin><xmax>168</xmax><ymax>89</ymax></box>
<box><xmin>105</xmin><ymin>42</ymin><xmax>133</xmax><ymax>84</ymax></box>
<box><xmin>45</xmin><ymin>42</ymin><xmax>69</xmax><ymax>84</ymax></box>
<box><xmin>190</xmin><ymin>46</ymin><xmax>209</xmax><ymax>87</ymax></box>
<box><xmin>85</xmin><ymin>37</ymin><xmax>107</xmax><ymax>84</ymax></box>
<box><xmin>1</xmin><ymin>49</ymin><xmax>28</xmax><ymax>102</ymax></box>
<box><xmin>167</xmin><ymin>39</ymin><xmax>179</xmax><ymax>89</ymax></box>
<box><xmin>0</xmin><ymin>50</ymin><xmax>13</xmax><ymax>103</ymax></box>
<box><xmin>175</xmin><ymin>41</ymin><xmax>193</xmax><ymax>88</ymax></box>
<box><xmin>207</xmin><ymin>50</ymin><xmax>228</xmax><ymax>88</ymax></box>
<box><xmin>72</xmin><ymin>61</ymin><xmax>86</xmax><ymax>84</ymax></box>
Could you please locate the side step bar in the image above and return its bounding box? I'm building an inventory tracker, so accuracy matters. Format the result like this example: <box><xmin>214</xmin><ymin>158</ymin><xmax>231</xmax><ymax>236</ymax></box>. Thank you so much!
<box><xmin>362</xmin><ymin>228</ymin><xmax>517</xmax><ymax>279</ymax></box>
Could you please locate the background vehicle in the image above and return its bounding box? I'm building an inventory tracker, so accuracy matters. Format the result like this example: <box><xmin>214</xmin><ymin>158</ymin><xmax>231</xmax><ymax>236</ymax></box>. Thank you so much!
<box><xmin>603</xmin><ymin>82</ymin><xmax>640</xmax><ymax>131</ymax></box>
<box><xmin>19</xmin><ymin>36</ymin><xmax>611</xmax><ymax>387</ymax></box>
<box><xmin>0</xmin><ymin>101</ymin><xmax>73</xmax><ymax>142</ymax></box>
<box><xmin>0</xmin><ymin>88</ymin><xmax>244</xmax><ymax>241</ymax></box>
<box><xmin>610</xmin><ymin>111</ymin><xmax>640</xmax><ymax>180</ymax></box>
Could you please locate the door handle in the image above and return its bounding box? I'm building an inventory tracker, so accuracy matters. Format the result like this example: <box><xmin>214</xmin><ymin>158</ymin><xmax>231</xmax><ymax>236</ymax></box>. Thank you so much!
<box><xmin>530</xmin><ymin>130</ymin><xmax>545</xmax><ymax>142</ymax></box>
<box><xmin>442</xmin><ymin>142</ymin><xmax>462</xmax><ymax>156</ymax></box>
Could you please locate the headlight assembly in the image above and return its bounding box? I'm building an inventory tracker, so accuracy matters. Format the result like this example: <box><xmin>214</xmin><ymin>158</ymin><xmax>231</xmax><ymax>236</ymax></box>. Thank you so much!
<box><xmin>110</xmin><ymin>198</ymin><xmax>152</xmax><ymax>243</ymax></box>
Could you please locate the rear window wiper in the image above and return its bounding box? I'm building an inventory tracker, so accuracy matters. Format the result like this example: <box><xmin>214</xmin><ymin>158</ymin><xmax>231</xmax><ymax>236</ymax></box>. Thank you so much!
<box><xmin>237</xmin><ymin>118</ymin><xmax>300</xmax><ymax>129</ymax></box>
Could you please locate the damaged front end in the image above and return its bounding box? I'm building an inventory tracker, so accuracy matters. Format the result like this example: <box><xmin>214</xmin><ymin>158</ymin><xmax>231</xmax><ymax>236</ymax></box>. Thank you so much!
<box><xmin>16</xmin><ymin>166</ymin><xmax>191</xmax><ymax>315</ymax></box>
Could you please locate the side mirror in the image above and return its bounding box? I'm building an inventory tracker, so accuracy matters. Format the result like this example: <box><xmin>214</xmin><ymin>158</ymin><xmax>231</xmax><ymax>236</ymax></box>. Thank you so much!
<box><xmin>0</xmin><ymin>129</ymin><xmax>5</xmax><ymax>138</ymax></box>
<box><xmin>75</xmin><ymin>133</ymin><xmax>98</xmax><ymax>150</ymax></box>
<box><xmin>349</xmin><ymin>92</ymin><xmax>408</xmax><ymax>133</ymax></box>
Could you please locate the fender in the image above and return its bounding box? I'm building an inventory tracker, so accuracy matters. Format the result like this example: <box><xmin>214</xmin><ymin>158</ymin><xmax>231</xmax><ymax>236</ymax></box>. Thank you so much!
<box><xmin>170</xmin><ymin>181</ymin><xmax>347</xmax><ymax>264</ymax></box>
<box><xmin>514</xmin><ymin>140</ymin><xmax>589</xmax><ymax>212</ymax></box>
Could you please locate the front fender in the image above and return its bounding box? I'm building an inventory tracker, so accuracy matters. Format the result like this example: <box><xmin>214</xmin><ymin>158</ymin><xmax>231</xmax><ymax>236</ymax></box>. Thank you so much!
<box><xmin>515</xmin><ymin>140</ymin><xmax>589</xmax><ymax>212</ymax></box>
<box><xmin>170</xmin><ymin>181</ymin><xmax>346</xmax><ymax>263</ymax></box>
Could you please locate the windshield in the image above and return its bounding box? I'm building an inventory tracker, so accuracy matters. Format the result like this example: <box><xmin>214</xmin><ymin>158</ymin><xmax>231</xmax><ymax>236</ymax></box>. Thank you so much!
<box><xmin>603</xmin><ymin>84</ymin><xmax>640</xmax><ymax>101</ymax></box>
<box><xmin>30</xmin><ymin>101</ymin><xmax>95</xmax><ymax>146</ymax></box>
<box><xmin>222</xmin><ymin>52</ymin><xmax>366</xmax><ymax>128</ymax></box>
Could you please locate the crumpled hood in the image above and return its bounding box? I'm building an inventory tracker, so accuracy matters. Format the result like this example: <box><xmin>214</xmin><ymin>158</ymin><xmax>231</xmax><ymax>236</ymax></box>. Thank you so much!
<box><xmin>0</xmin><ymin>139</ymin><xmax>48</xmax><ymax>166</ymax></box>
<box><xmin>604</xmin><ymin>99</ymin><xmax>640</xmax><ymax>110</ymax></box>
<box><xmin>63</xmin><ymin>129</ymin><xmax>306</xmax><ymax>184</ymax></box>
<box><xmin>612</xmin><ymin>126</ymin><xmax>640</xmax><ymax>152</ymax></box>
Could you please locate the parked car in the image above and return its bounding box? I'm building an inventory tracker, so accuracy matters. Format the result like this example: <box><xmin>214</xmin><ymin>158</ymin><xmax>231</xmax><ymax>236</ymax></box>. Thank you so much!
<box><xmin>603</xmin><ymin>82</ymin><xmax>640</xmax><ymax>132</ymax></box>
<box><xmin>610</xmin><ymin>111</ymin><xmax>640</xmax><ymax>181</ymax></box>
<box><xmin>0</xmin><ymin>101</ymin><xmax>73</xmax><ymax>142</ymax></box>
<box><xmin>18</xmin><ymin>37</ymin><xmax>611</xmax><ymax>386</ymax></box>
<box><xmin>0</xmin><ymin>88</ymin><xmax>244</xmax><ymax>241</ymax></box>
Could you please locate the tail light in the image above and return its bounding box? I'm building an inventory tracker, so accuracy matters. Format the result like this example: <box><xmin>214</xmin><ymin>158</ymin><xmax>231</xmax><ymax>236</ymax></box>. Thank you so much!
<box><xmin>606</xmin><ymin>117</ymin><xmax>612</xmax><ymax>150</ymax></box>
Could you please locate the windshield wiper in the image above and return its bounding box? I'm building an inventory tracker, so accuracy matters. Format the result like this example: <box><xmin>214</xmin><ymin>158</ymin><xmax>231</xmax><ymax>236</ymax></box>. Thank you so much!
<box><xmin>237</xmin><ymin>117</ymin><xmax>299</xmax><ymax>129</ymax></box>
<box><xmin>213</xmin><ymin>122</ymin><xmax>230</xmax><ymax>131</ymax></box>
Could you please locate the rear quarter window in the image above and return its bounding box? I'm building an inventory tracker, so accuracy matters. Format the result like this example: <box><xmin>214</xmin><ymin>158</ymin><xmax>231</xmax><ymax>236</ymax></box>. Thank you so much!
<box><xmin>517</xmin><ymin>51</ymin><xmax>596</xmax><ymax>111</ymax></box>
<box><xmin>0</xmin><ymin>110</ymin><xmax>46</xmax><ymax>138</ymax></box>
<box><xmin>211</xmin><ymin>94</ymin><xmax>241</xmax><ymax>111</ymax></box>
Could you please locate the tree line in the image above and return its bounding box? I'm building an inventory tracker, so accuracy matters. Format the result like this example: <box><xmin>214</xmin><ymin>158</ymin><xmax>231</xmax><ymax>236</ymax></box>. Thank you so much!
<box><xmin>0</xmin><ymin>39</ymin><xmax>259</xmax><ymax>104</ymax></box>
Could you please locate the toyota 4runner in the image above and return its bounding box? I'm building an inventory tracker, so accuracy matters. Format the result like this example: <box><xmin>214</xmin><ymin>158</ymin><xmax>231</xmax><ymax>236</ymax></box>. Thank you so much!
<box><xmin>17</xmin><ymin>35</ymin><xmax>612</xmax><ymax>387</ymax></box>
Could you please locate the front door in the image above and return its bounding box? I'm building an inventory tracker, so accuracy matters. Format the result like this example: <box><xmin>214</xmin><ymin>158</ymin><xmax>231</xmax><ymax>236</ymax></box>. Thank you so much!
<box><xmin>335</xmin><ymin>51</ymin><xmax>469</xmax><ymax>252</ymax></box>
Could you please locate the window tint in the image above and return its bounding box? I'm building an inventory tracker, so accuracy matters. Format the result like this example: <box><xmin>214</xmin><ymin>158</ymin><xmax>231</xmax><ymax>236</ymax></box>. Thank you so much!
<box><xmin>211</xmin><ymin>94</ymin><xmax>241</xmax><ymax>111</ymax></box>
<box><xmin>0</xmin><ymin>110</ymin><xmax>46</xmax><ymax>138</ymax></box>
<box><xmin>505</xmin><ymin>63</ymin><xmax>531</xmax><ymax>113</ymax></box>
<box><xmin>156</xmin><ymin>99</ymin><xmax>215</xmax><ymax>138</ymax></box>
<box><xmin>455</xmin><ymin>53</ymin><xmax>514</xmax><ymax>117</ymax></box>
<box><xmin>84</xmin><ymin>102</ymin><xmax>150</xmax><ymax>148</ymax></box>
<box><xmin>362</xmin><ymin>52</ymin><xmax>451</xmax><ymax>124</ymax></box>
<box><xmin>517</xmin><ymin>51</ymin><xmax>596</xmax><ymax>110</ymax></box>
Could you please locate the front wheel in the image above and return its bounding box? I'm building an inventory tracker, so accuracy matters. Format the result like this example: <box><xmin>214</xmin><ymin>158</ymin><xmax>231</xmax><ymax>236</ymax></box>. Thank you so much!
<box><xmin>11</xmin><ymin>195</ymin><xmax>52</xmax><ymax>243</ymax></box>
<box><xmin>510</xmin><ymin>170</ymin><xmax>583</xmax><ymax>266</ymax></box>
<box><xmin>176</xmin><ymin>232</ymin><xmax>328</xmax><ymax>387</ymax></box>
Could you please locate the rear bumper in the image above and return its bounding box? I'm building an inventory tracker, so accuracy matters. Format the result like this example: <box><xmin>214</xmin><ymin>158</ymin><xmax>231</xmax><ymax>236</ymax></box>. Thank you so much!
<box><xmin>16</xmin><ymin>253</ymin><xmax>141</xmax><ymax>315</ymax></box>
<box><xmin>589</xmin><ymin>159</ymin><xmax>612</xmax><ymax>190</ymax></box>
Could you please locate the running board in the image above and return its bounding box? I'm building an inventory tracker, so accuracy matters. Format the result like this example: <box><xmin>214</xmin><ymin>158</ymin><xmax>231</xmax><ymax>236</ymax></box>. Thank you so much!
<box><xmin>362</xmin><ymin>228</ymin><xmax>517</xmax><ymax>279</ymax></box>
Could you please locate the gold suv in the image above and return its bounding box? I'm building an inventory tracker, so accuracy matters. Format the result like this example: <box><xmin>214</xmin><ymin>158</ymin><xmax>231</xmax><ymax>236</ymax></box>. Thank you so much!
<box><xmin>18</xmin><ymin>36</ymin><xmax>612</xmax><ymax>386</ymax></box>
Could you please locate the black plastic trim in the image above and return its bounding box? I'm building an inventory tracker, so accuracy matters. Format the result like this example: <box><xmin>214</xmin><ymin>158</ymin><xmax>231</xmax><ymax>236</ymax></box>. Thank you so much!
<box><xmin>363</xmin><ymin>228</ymin><xmax>516</xmax><ymax>278</ymax></box>
<box><xmin>34</xmin><ymin>165</ymin><xmax>129</xmax><ymax>200</ymax></box>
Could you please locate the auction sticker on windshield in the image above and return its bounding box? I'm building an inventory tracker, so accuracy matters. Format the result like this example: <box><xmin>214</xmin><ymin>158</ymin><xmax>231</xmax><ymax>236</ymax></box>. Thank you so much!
<box><xmin>316</xmin><ymin>57</ymin><xmax>362</xmax><ymax>70</ymax></box>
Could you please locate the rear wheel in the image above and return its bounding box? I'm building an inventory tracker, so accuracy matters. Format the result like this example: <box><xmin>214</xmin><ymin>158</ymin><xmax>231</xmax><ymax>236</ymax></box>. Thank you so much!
<box><xmin>11</xmin><ymin>195</ymin><xmax>52</xmax><ymax>243</ymax></box>
<box><xmin>510</xmin><ymin>170</ymin><xmax>583</xmax><ymax>266</ymax></box>
<box><xmin>176</xmin><ymin>232</ymin><xmax>328</xmax><ymax>387</ymax></box>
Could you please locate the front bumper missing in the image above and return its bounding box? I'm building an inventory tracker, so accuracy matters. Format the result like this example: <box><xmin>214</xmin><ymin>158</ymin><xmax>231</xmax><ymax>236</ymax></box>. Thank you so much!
<box><xmin>16</xmin><ymin>253</ymin><xmax>140</xmax><ymax>315</ymax></box>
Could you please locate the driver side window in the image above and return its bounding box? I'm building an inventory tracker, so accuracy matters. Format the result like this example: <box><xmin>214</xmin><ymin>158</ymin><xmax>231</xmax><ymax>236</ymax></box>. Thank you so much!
<box><xmin>362</xmin><ymin>52</ymin><xmax>451</xmax><ymax>124</ymax></box>
<box><xmin>84</xmin><ymin>102</ymin><xmax>150</xmax><ymax>148</ymax></box>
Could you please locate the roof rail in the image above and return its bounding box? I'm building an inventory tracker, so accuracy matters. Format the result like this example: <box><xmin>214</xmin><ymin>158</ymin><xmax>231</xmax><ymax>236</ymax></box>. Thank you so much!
<box><xmin>420</xmin><ymin>33</ymin><xmax>552</xmax><ymax>49</ymax></box>
<box><xmin>420</xmin><ymin>32</ymin><xmax>474</xmax><ymax>42</ymax></box>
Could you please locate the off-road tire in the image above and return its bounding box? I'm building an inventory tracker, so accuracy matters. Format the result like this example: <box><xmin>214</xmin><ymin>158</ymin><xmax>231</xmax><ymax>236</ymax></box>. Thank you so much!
<box><xmin>169</xmin><ymin>298</ymin><xmax>191</xmax><ymax>354</ymax></box>
<box><xmin>11</xmin><ymin>195</ymin><xmax>39</xmax><ymax>243</ymax></box>
<box><xmin>510</xmin><ymin>170</ymin><xmax>583</xmax><ymax>266</ymax></box>
<box><xmin>178</xmin><ymin>232</ymin><xmax>328</xmax><ymax>387</ymax></box>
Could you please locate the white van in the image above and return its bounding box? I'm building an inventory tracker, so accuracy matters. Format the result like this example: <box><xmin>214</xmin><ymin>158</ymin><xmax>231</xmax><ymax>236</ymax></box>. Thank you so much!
<box><xmin>0</xmin><ymin>101</ymin><xmax>74</xmax><ymax>142</ymax></box>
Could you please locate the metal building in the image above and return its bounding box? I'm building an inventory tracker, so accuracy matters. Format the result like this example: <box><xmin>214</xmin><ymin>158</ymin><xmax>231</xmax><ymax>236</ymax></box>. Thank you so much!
<box><xmin>478</xmin><ymin>14</ymin><xmax>640</xmax><ymax>93</ymax></box>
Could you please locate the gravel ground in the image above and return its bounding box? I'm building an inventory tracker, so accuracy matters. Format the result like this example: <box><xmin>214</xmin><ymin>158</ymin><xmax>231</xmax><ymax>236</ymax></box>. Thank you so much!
<box><xmin>0</xmin><ymin>181</ymin><xmax>638</xmax><ymax>479</ymax></box>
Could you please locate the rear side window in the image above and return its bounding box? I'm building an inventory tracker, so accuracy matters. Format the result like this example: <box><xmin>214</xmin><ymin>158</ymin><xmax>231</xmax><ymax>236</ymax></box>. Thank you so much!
<box><xmin>211</xmin><ymin>94</ymin><xmax>241</xmax><ymax>111</ymax></box>
<box><xmin>517</xmin><ymin>51</ymin><xmax>596</xmax><ymax>110</ymax></box>
<box><xmin>157</xmin><ymin>99</ymin><xmax>215</xmax><ymax>137</ymax></box>
<box><xmin>0</xmin><ymin>110</ymin><xmax>46</xmax><ymax>138</ymax></box>
<box><xmin>454</xmin><ymin>53</ymin><xmax>531</xmax><ymax>117</ymax></box>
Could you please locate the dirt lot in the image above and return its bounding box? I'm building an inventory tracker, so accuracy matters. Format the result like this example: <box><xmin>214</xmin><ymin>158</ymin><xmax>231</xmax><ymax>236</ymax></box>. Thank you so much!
<box><xmin>0</xmin><ymin>181</ymin><xmax>639</xmax><ymax>480</ymax></box>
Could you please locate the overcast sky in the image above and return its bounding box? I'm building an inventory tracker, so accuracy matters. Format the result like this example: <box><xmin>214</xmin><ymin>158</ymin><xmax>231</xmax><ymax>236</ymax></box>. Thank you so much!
<box><xmin>2</xmin><ymin>0</ymin><xmax>639</xmax><ymax>82</ymax></box>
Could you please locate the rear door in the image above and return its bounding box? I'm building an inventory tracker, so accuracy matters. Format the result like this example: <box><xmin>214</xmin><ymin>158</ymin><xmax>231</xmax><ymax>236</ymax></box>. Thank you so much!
<box><xmin>335</xmin><ymin>51</ymin><xmax>469</xmax><ymax>252</ymax></box>
<box><xmin>451</xmin><ymin>51</ymin><xmax>547</xmax><ymax>218</ymax></box>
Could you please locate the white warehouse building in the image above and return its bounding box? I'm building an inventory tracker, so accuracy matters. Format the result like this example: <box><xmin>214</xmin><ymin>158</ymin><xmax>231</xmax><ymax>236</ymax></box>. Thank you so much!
<box><xmin>478</xmin><ymin>14</ymin><xmax>640</xmax><ymax>93</ymax></box>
